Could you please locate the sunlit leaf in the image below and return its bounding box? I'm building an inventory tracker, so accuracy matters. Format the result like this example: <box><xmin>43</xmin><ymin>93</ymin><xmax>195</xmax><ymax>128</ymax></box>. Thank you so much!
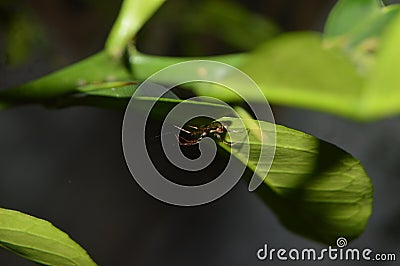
<box><xmin>0</xmin><ymin>208</ymin><xmax>96</xmax><ymax>266</ymax></box>
<box><xmin>191</xmin><ymin>33</ymin><xmax>365</xmax><ymax>119</ymax></box>
<box><xmin>0</xmin><ymin>51</ymin><xmax>131</xmax><ymax>106</ymax></box>
<box><xmin>77</xmin><ymin>81</ymin><xmax>139</xmax><ymax>98</ymax></box>
<box><xmin>363</xmin><ymin>11</ymin><xmax>400</xmax><ymax>118</ymax></box>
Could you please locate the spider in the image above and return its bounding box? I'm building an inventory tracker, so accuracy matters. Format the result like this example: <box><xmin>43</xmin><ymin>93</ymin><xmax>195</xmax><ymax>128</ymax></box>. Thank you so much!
<box><xmin>175</xmin><ymin>121</ymin><xmax>231</xmax><ymax>146</ymax></box>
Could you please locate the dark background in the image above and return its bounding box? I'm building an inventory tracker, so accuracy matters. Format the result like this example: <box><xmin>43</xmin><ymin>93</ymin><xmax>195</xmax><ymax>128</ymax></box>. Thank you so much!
<box><xmin>1</xmin><ymin>0</ymin><xmax>400</xmax><ymax>265</ymax></box>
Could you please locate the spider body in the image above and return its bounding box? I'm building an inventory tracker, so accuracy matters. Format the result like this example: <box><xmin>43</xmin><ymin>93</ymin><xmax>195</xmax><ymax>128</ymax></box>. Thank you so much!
<box><xmin>176</xmin><ymin>121</ymin><xmax>230</xmax><ymax>146</ymax></box>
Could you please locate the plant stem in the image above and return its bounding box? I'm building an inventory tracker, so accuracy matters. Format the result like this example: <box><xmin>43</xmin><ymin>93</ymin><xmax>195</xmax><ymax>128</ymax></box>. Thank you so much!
<box><xmin>105</xmin><ymin>0</ymin><xmax>166</xmax><ymax>58</ymax></box>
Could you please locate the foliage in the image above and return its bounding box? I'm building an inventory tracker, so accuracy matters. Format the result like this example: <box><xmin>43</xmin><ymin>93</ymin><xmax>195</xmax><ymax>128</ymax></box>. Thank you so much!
<box><xmin>2</xmin><ymin>0</ymin><xmax>395</xmax><ymax>264</ymax></box>
<box><xmin>0</xmin><ymin>209</ymin><xmax>96</xmax><ymax>265</ymax></box>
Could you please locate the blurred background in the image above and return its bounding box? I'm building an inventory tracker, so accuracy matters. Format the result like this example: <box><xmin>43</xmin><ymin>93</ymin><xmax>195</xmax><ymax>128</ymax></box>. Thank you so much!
<box><xmin>1</xmin><ymin>0</ymin><xmax>400</xmax><ymax>265</ymax></box>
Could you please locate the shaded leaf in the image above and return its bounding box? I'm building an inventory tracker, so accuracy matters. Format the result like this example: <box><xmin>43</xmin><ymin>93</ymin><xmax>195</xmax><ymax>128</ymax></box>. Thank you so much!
<box><xmin>179</xmin><ymin>0</ymin><xmax>279</xmax><ymax>52</ymax></box>
<box><xmin>4</xmin><ymin>7</ymin><xmax>46</xmax><ymax>66</ymax></box>
<box><xmin>55</xmin><ymin>81</ymin><xmax>233</xmax><ymax>119</ymax></box>
<box><xmin>218</xmin><ymin>117</ymin><xmax>373</xmax><ymax>244</ymax></box>
<box><xmin>0</xmin><ymin>208</ymin><xmax>96</xmax><ymax>265</ymax></box>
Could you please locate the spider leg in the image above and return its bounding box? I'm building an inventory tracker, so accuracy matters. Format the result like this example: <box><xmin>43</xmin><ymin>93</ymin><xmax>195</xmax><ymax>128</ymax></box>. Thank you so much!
<box><xmin>173</xmin><ymin>125</ymin><xmax>192</xmax><ymax>134</ymax></box>
<box><xmin>222</xmin><ymin>140</ymin><xmax>233</xmax><ymax>146</ymax></box>
<box><xmin>187</xmin><ymin>125</ymin><xmax>199</xmax><ymax>130</ymax></box>
<box><xmin>176</xmin><ymin>134</ymin><xmax>200</xmax><ymax>146</ymax></box>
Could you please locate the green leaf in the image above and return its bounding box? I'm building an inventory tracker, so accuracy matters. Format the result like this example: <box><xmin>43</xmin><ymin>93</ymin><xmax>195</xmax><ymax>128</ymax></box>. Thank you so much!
<box><xmin>55</xmin><ymin>80</ymin><xmax>233</xmax><ymax>117</ymax></box>
<box><xmin>342</xmin><ymin>5</ymin><xmax>400</xmax><ymax>49</ymax></box>
<box><xmin>191</xmin><ymin>33</ymin><xmax>365</xmax><ymax>119</ymax></box>
<box><xmin>0</xmin><ymin>51</ymin><xmax>131</xmax><ymax>106</ymax></box>
<box><xmin>218</xmin><ymin>117</ymin><xmax>373</xmax><ymax>244</ymax></box>
<box><xmin>178</xmin><ymin>0</ymin><xmax>279</xmax><ymax>52</ymax></box>
<box><xmin>241</xmin><ymin>33</ymin><xmax>362</xmax><ymax>110</ymax></box>
<box><xmin>363</xmin><ymin>11</ymin><xmax>400</xmax><ymax>118</ymax></box>
<box><xmin>0</xmin><ymin>48</ymin><xmax>248</xmax><ymax>110</ymax></box>
<box><xmin>324</xmin><ymin>0</ymin><xmax>383</xmax><ymax>38</ymax></box>
<box><xmin>4</xmin><ymin>8</ymin><xmax>46</xmax><ymax>67</ymax></box>
<box><xmin>190</xmin><ymin>30</ymin><xmax>399</xmax><ymax>121</ymax></box>
<box><xmin>0</xmin><ymin>208</ymin><xmax>96</xmax><ymax>265</ymax></box>
<box><xmin>77</xmin><ymin>81</ymin><xmax>139</xmax><ymax>98</ymax></box>
<box><xmin>128</xmin><ymin>48</ymin><xmax>248</xmax><ymax>82</ymax></box>
<box><xmin>324</xmin><ymin>0</ymin><xmax>400</xmax><ymax>73</ymax></box>
<box><xmin>241</xmin><ymin>33</ymin><xmax>363</xmax><ymax>106</ymax></box>
<box><xmin>0</xmin><ymin>102</ymin><xmax>9</xmax><ymax>110</ymax></box>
